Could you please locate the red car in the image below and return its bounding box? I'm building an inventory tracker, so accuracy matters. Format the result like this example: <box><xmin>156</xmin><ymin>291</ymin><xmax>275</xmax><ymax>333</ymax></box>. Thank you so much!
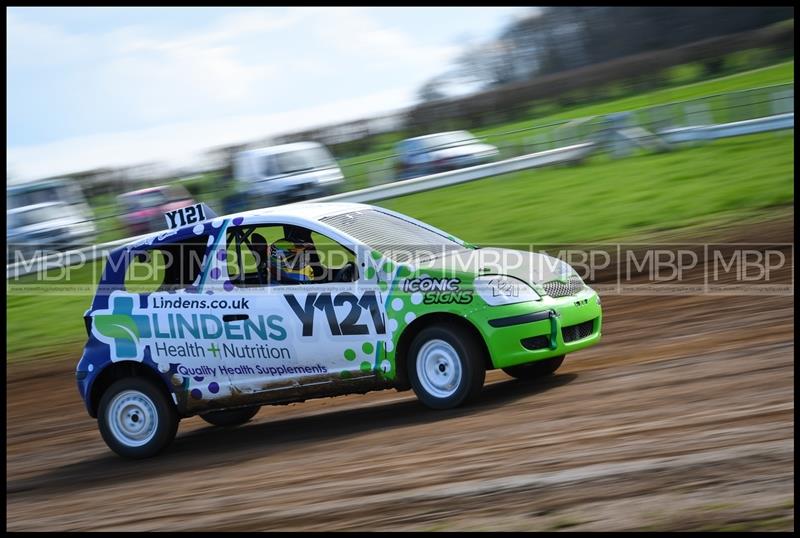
<box><xmin>117</xmin><ymin>185</ymin><xmax>195</xmax><ymax>236</ymax></box>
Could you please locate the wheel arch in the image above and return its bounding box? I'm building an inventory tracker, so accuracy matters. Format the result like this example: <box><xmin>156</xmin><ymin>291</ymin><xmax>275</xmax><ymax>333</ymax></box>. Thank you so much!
<box><xmin>393</xmin><ymin>312</ymin><xmax>492</xmax><ymax>390</ymax></box>
<box><xmin>88</xmin><ymin>361</ymin><xmax>175</xmax><ymax>418</ymax></box>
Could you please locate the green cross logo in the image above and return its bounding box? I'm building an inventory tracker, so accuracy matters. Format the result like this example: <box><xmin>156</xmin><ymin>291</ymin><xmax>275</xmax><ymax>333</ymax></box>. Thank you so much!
<box><xmin>92</xmin><ymin>293</ymin><xmax>151</xmax><ymax>361</ymax></box>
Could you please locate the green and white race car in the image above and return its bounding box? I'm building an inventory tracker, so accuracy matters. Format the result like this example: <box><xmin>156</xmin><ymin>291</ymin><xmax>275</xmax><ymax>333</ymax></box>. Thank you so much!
<box><xmin>77</xmin><ymin>202</ymin><xmax>602</xmax><ymax>458</ymax></box>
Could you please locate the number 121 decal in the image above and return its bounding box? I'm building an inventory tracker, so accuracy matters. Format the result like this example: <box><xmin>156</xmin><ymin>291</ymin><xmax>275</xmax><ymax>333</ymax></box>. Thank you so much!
<box><xmin>285</xmin><ymin>291</ymin><xmax>386</xmax><ymax>336</ymax></box>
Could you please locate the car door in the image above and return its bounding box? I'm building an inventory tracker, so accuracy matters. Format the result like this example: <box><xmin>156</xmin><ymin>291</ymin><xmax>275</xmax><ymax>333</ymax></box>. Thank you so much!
<box><xmin>210</xmin><ymin>220</ymin><xmax>387</xmax><ymax>399</ymax></box>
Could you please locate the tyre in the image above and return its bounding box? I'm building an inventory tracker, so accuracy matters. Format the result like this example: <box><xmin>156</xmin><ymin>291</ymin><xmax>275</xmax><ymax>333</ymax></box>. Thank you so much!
<box><xmin>502</xmin><ymin>355</ymin><xmax>565</xmax><ymax>380</ymax></box>
<box><xmin>97</xmin><ymin>377</ymin><xmax>179</xmax><ymax>459</ymax></box>
<box><xmin>408</xmin><ymin>323</ymin><xmax>486</xmax><ymax>410</ymax></box>
<box><xmin>200</xmin><ymin>406</ymin><xmax>261</xmax><ymax>427</ymax></box>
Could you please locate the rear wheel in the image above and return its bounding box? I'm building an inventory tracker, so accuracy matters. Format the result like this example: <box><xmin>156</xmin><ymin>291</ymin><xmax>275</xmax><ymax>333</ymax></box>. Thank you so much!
<box><xmin>502</xmin><ymin>355</ymin><xmax>565</xmax><ymax>380</ymax></box>
<box><xmin>408</xmin><ymin>323</ymin><xmax>486</xmax><ymax>410</ymax></box>
<box><xmin>200</xmin><ymin>406</ymin><xmax>261</xmax><ymax>427</ymax></box>
<box><xmin>98</xmin><ymin>377</ymin><xmax>178</xmax><ymax>459</ymax></box>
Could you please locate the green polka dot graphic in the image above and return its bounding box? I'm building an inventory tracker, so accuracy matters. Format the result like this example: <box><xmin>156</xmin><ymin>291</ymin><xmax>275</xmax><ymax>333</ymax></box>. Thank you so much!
<box><xmin>362</xmin><ymin>251</ymin><xmax>441</xmax><ymax>381</ymax></box>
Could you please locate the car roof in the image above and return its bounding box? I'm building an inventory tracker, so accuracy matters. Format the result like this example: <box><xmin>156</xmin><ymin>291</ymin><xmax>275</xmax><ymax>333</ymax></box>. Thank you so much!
<box><xmin>119</xmin><ymin>202</ymin><xmax>377</xmax><ymax>249</ymax></box>
<box><xmin>234</xmin><ymin>201</ymin><xmax>371</xmax><ymax>222</ymax></box>
<box><xmin>7</xmin><ymin>201</ymin><xmax>69</xmax><ymax>214</ymax></box>
<box><xmin>239</xmin><ymin>141</ymin><xmax>326</xmax><ymax>157</ymax></box>
<box><xmin>401</xmin><ymin>130</ymin><xmax>473</xmax><ymax>143</ymax></box>
<box><xmin>118</xmin><ymin>186</ymin><xmax>168</xmax><ymax>197</ymax></box>
<box><xmin>7</xmin><ymin>178</ymin><xmax>70</xmax><ymax>192</ymax></box>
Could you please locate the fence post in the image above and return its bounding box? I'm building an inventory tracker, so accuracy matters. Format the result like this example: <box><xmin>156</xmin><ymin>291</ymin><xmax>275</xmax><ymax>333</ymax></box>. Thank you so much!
<box><xmin>605</xmin><ymin>112</ymin><xmax>633</xmax><ymax>158</ymax></box>
<box><xmin>771</xmin><ymin>87</ymin><xmax>794</xmax><ymax>139</ymax></box>
<box><xmin>368</xmin><ymin>163</ymin><xmax>384</xmax><ymax>187</ymax></box>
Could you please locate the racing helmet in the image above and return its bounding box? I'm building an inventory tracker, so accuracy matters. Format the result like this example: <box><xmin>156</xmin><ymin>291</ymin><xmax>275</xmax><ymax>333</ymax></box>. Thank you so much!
<box><xmin>269</xmin><ymin>238</ymin><xmax>314</xmax><ymax>283</ymax></box>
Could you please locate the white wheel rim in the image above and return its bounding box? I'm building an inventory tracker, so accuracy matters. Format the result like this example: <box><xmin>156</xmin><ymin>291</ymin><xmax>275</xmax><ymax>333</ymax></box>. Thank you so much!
<box><xmin>416</xmin><ymin>339</ymin><xmax>462</xmax><ymax>399</ymax></box>
<box><xmin>107</xmin><ymin>390</ymin><xmax>158</xmax><ymax>448</ymax></box>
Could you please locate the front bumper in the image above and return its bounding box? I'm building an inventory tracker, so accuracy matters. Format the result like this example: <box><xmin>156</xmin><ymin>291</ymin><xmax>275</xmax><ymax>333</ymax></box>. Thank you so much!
<box><xmin>472</xmin><ymin>286</ymin><xmax>602</xmax><ymax>369</ymax></box>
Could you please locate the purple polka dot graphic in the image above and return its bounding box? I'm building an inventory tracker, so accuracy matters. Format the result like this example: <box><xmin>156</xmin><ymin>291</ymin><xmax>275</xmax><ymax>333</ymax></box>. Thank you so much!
<box><xmin>223</xmin><ymin>280</ymin><xmax>234</xmax><ymax>292</ymax></box>
<box><xmin>193</xmin><ymin>376</ymin><xmax>204</xmax><ymax>382</ymax></box>
<box><xmin>232</xmin><ymin>217</ymin><xmax>244</xmax><ymax>225</ymax></box>
<box><xmin>217</xmin><ymin>250</ymin><xmax>227</xmax><ymax>261</ymax></box>
<box><xmin>210</xmin><ymin>268</ymin><xmax>221</xmax><ymax>279</ymax></box>
<box><xmin>208</xmin><ymin>382</ymin><xmax>220</xmax><ymax>394</ymax></box>
<box><xmin>190</xmin><ymin>389</ymin><xmax>202</xmax><ymax>400</ymax></box>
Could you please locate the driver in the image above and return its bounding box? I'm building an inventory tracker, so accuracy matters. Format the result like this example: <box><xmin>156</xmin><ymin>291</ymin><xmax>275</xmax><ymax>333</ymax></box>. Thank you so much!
<box><xmin>268</xmin><ymin>230</ymin><xmax>316</xmax><ymax>284</ymax></box>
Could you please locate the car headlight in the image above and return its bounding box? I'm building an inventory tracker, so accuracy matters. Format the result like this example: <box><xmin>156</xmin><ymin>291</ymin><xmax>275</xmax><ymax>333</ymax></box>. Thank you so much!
<box><xmin>474</xmin><ymin>275</ymin><xmax>541</xmax><ymax>306</ymax></box>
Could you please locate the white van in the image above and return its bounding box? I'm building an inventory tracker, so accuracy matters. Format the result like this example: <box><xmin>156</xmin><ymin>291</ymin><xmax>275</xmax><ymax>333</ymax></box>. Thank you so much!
<box><xmin>234</xmin><ymin>141</ymin><xmax>344</xmax><ymax>205</ymax></box>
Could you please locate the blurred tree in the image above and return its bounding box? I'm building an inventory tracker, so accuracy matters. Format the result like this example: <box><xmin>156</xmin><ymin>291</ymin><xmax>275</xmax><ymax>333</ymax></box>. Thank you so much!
<box><xmin>430</xmin><ymin>6</ymin><xmax>794</xmax><ymax>94</ymax></box>
<box><xmin>417</xmin><ymin>77</ymin><xmax>448</xmax><ymax>103</ymax></box>
<box><xmin>454</xmin><ymin>40</ymin><xmax>517</xmax><ymax>87</ymax></box>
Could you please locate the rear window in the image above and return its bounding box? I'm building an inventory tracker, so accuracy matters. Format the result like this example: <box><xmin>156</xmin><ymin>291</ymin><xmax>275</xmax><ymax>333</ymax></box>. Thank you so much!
<box><xmin>124</xmin><ymin>235</ymin><xmax>210</xmax><ymax>293</ymax></box>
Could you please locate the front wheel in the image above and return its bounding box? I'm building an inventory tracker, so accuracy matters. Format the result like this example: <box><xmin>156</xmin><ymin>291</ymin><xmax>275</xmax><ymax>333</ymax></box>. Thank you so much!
<box><xmin>408</xmin><ymin>323</ymin><xmax>486</xmax><ymax>410</ymax></box>
<box><xmin>502</xmin><ymin>355</ymin><xmax>565</xmax><ymax>380</ymax></box>
<box><xmin>97</xmin><ymin>377</ymin><xmax>179</xmax><ymax>459</ymax></box>
<box><xmin>200</xmin><ymin>406</ymin><xmax>261</xmax><ymax>427</ymax></box>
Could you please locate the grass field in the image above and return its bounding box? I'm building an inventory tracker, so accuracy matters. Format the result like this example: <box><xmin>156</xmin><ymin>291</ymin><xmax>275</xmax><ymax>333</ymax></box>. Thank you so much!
<box><xmin>380</xmin><ymin>132</ymin><xmax>794</xmax><ymax>244</ymax></box>
<box><xmin>6</xmin><ymin>130</ymin><xmax>793</xmax><ymax>362</ymax></box>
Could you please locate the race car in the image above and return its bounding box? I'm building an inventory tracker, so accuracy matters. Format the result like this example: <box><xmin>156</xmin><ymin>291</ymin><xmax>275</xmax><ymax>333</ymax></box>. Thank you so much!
<box><xmin>76</xmin><ymin>202</ymin><xmax>602</xmax><ymax>458</ymax></box>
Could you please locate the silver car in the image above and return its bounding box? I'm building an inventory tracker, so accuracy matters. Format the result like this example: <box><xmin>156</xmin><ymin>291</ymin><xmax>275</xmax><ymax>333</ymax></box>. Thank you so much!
<box><xmin>394</xmin><ymin>130</ymin><xmax>499</xmax><ymax>180</ymax></box>
<box><xmin>6</xmin><ymin>201</ymin><xmax>97</xmax><ymax>263</ymax></box>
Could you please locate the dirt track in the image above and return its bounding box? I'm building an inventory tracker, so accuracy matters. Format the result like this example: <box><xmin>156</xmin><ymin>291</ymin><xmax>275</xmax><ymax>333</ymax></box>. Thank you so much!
<box><xmin>6</xmin><ymin>219</ymin><xmax>794</xmax><ymax>531</ymax></box>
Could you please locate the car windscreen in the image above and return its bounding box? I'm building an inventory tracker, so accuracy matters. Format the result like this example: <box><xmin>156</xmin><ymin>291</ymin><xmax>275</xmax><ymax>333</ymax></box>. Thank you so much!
<box><xmin>167</xmin><ymin>184</ymin><xmax>191</xmax><ymax>201</ymax></box>
<box><xmin>419</xmin><ymin>132</ymin><xmax>478</xmax><ymax>151</ymax></box>
<box><xmin>8</xmin><ymin>187</ymin><xmax>62</xmax><ymax>208</ymax></box>
<box><xmin>274</xmin><ymin>147</ymin><xmax>336</xmax><ymax>175</ymax></box>
<box><xmin>321</xmin><ymin>209</ymin><xmax>470</xmax><ymax>264</ymax></box>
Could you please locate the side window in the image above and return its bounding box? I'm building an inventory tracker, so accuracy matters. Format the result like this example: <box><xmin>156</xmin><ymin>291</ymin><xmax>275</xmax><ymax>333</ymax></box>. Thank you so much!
<box><xmin>124</xmin><ymin>235</ymin><xmax>211</xmax><ymax>293</ymax></box>
<box><xmin>226</xmin><ymin>225</ymin><xmax>284</xmax><ymax>287</ymax></box>
<box><xmin>124</xmin><ymin>249</ymin><xmax>168</xmax><ymax>293</ymax></box>
<box><xmin>310</xmin><ymin>232</ymin><xmax>356</xmax><ymax>271</ymax></box>
<box><xmin>225</xmin><ymin>224</ymin><xmax>358</xmax><ymax>287</ymax></box>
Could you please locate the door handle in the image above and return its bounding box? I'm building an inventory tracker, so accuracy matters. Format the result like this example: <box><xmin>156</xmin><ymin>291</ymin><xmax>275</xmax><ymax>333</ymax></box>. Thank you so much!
<box><xmin>223</xmin><ymin>314</ymin><xmax>249</xmax><ymax>322</ymax></box>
